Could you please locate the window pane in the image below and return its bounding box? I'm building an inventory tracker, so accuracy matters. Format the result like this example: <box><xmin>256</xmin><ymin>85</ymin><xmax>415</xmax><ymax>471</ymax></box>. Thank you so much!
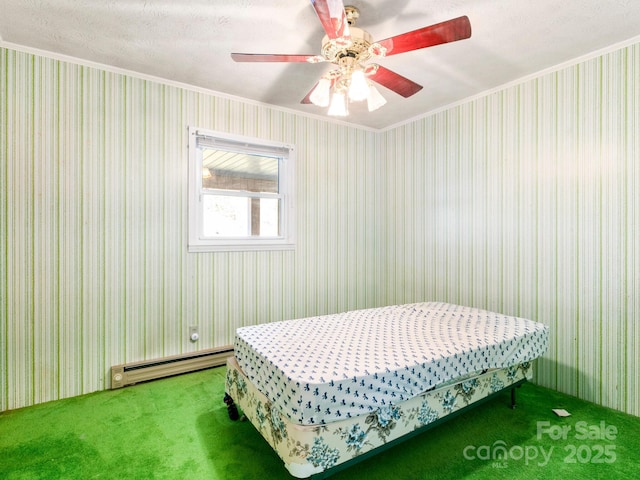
<box><xmin>202</xmin><ymin>195</ymin><xmax>281</xmax><ymax>238</ymax></box>
<box><xmin>202</xmin><ymin>195</ymin><xmax>249</xmax><ymax>237</ymax></box>
<box><xmin>259</xmin><ymin>198</ymin><xmax>280</xmax><ymax>237</ymax></box>
<box><xmin>202</xmin><ymin>149</ymin><xmax>279</xmax><ymax>193</ymax></box>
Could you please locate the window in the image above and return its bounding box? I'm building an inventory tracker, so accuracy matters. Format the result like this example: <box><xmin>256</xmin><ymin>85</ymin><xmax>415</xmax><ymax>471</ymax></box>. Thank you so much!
<box><xmin>188</xmin><ymin>127</ymin><xmax>295</xmax><ymax>252</ymax></box>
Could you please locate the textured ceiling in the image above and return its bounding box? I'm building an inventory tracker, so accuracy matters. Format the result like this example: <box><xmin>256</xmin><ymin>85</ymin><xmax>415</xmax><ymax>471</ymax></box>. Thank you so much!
<box><xmin>1</xmin><ymin>0</ymin><xmax>639</xmax><ymax>130</ymax></box>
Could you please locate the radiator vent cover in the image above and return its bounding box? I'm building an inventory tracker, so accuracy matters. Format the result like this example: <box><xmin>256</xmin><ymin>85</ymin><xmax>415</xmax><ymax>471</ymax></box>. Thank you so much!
<box><xmin>111</xmin><ymin>346</ymin><xmax>233</xmax><ymax>389</ymax></box>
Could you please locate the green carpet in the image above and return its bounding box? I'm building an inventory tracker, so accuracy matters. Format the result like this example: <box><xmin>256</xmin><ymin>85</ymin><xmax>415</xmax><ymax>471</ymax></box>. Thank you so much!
<box><xmin>1</xmin><ymin>366</ymin><xmax>638</xmax><ymax>479</ymax></box>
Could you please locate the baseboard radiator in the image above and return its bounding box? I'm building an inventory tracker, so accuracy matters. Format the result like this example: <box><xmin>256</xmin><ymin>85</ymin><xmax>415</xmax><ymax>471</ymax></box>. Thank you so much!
<box><xmin>110</xmin><ymin>346</ymin><xmax>234</xmax><ymax>389</ymax></box>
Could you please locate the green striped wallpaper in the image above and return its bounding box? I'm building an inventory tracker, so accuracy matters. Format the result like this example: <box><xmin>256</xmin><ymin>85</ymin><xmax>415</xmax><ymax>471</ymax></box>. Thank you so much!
<box><xmin>1</xmin><ymin>39</ymin><xmax>639</xmax><ymax>417</ymax></box>
<box><xmin>0</xmin><ymin>47</ymin><xmax>381</xmax><ymax>411</ymax></box>
<box><xmin>380</xmin><ymin>43</ymin><xmax>639</xmax><ymax>416</ymax></box>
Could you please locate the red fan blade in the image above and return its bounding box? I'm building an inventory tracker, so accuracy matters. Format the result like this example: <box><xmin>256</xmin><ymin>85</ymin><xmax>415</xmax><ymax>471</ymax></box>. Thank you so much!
<box><xmin>310</xmin><ymin>0</ymin><xmax>350</xmax><ymax>40</ymax></box>
<box><xmin>231</xmin><ymin>53</ymin><xmax>319</xmax><ymax>63</ymax></box>
<box><xmin>368</xmin><ymin>65</ymin><xmax>423</xmax><ymax>98</ymax></box>
<box><xmin>378</xmin><ymin>15</ymin><xmax>471</xmax><ymax>56</ymax></box>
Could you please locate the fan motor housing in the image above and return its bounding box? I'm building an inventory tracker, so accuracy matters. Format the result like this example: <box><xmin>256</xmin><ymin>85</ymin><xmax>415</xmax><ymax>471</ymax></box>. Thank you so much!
<box><xmin>321</xmin><ymin>27</ymin><xmax>374</xmax><ymax>65</ymax></box>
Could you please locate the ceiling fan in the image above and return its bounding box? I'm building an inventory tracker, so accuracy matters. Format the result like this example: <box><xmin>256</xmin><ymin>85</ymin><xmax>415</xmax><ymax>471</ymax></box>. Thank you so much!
<box><xmin>231</xmin><ymin>0</ymin><xmax>472</xmax><ymax>116</ymax></box>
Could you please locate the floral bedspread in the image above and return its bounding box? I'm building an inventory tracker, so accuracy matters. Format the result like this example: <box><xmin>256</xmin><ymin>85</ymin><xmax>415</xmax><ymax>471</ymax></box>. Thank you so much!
<box><xmin>225</xmin><ymin>356</ymin><xmax>533</xmax><ymax>479</ymax></box>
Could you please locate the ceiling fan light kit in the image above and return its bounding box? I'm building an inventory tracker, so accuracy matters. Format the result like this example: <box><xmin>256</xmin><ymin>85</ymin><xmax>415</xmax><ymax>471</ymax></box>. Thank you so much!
<box><xmin>231</xmin><ymin>1</ymin><xmax>472</xmax><ymax>117</ymax></box>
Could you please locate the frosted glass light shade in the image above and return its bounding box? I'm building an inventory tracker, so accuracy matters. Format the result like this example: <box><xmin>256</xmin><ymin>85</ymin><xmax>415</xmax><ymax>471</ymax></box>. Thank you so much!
<box><xmin>309</xmin><ymin>78</ymin><xmax>331</xmax><ymax>107</ymax></box>
<box><xmin>367</xmin><ymin>84</ymin><xmax>387</xmax><ymax>112</ymax></box>
<box><xmin>348</xmin><ymin>69</ymin><xmax>369</xmax><ymax>101</ymax></box>
<box><xmin>327</xmin><ymin>91</ymin><xmax>348</xmax><ymax>116</ymax></box>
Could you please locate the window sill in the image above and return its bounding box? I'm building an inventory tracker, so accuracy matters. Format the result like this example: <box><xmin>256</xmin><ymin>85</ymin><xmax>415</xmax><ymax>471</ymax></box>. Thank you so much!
<box><xmin>187</xmin><ymin>242</ymin><xmax>295</xmax><ymax>253</ymax></box>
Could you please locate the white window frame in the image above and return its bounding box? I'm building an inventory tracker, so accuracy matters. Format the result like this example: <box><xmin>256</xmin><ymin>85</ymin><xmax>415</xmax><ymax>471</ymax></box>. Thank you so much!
<box><xmin>188</xmin><ymin>127</ymin><xmax>295</xmax><ymax>252</ymax></box>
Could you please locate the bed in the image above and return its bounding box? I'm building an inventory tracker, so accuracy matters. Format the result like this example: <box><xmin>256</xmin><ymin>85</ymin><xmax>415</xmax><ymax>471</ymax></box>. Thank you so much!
<box><xmin>224</xmin><ymin>302</ymin><xmax>549</xmax><ymax>478</ymax></box>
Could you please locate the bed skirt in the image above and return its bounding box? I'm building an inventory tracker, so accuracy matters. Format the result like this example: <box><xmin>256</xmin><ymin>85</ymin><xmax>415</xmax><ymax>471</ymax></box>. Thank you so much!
<box><xmin>224</xmin><ymin>356</ymin><xmax>532</xmax><ymax>478</ymax></box>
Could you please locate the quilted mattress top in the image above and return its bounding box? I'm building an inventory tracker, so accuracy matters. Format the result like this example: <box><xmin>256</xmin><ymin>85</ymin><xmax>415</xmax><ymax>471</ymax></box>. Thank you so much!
<box><xmin>234</xmin><ymin>302</ymin><xmax>549</xmax><ymax>425</ymax></box>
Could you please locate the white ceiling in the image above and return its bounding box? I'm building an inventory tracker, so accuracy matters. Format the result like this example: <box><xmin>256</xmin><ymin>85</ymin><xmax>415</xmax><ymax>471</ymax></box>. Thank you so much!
<box><xmin>1</xmin><ymin>0</ymin><xmax>639</xmax><ymax>130</ymax></box>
